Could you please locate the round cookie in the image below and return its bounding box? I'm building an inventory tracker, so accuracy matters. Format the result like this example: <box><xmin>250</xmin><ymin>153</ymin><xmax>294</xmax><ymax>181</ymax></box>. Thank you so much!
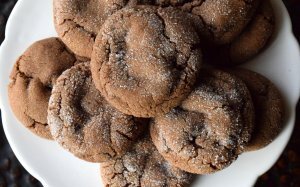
<box><xmin>229</xmin><ymin>69</ymin><xmax>285</xmax><ymax>151</ymax></box>
<box><xmin>150</xmin><ymin>69</ymin><xmax>254</xmax><ymax>174</ymax></box>
<box><xmin>53</xmin><ymin>0</ymin><xmax>156</xmax><ymax>58</ymax></box>
<box><xmin>54</xmin><ymin>0</ymin><xmax>126</xmax><ymax>58</ymax></box>
<box><xmin>181</xmin><ymin>0</ymin><xmax>261</xmax><ymax>45</ymax></box>
<box><xmin>101</xmin><ymin>135</ymin><xmax>193</xmax><ymax>187</ymax></box>
<box><xmin>91</xmin><ymin>6</ymin><xmax>202</xmax><ymax>118</ymax></box>
<box><xmin>8</xmin><ymin>37</ymin><xmax>76</xmax><ymax>139</ymax></box>
<box><xmin>48</xmin><ymin>63</ymin><xmax>146</xmax><ymax>163</ymax></box>
<box><xmin>205</xmin><ymin>0</ymin><xmax>275</xmax><ymax>66</ymax></box>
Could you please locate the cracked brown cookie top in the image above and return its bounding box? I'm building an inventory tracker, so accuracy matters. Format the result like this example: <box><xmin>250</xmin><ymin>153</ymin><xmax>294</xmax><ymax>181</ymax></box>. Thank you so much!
<box><xmin>228</xmin><ymin>0</ymin><xmax>274</xmax><ymax>64</ymax></box>
<box><xmin>8</xmin><ymin>37</ymin><xmax>76</xmax><ymax>139</ymax></box>
<box><xmin>181</xmin><ymin>0</ymin><xmax>261</xmax><ymax>45</ymax></box>
<box><xmin>229</xmin><ymin>69</ymin><xmax>285</xmax><ymax>152</ymax></box>
<box><xmin>91</xmin><ymin>6</ymin><xmax>202</xmax><ymax>118</ymax></box>
<box><xmin>54</xmin><ymin>0</ymin><xmax>259</xmax><ymax>58</ymax></box>
<box><xmin>204</xmin><ymin>0</ymin><xmax>275</xmax><ymax>66</ymax></box>
<box><xmin>53</xmin><ymin>0</ymin><xmax>152</xmax><ymax>58</ymax></box>
<box><xmin>53</xmin><ymin>0</ymin><xmax>125</xmax><ymax>58</ymax></box>
<box><xmin>100</xmin><ymin>135</ymin><xmax>193</xmax><ymax>187</ymax></box>
<box><xmin>48</xmin><ymin>63</ymin><xmax>146</xmax><ymax>163</ymax></box>
<box><xmin>150</xmin><ymin>69</ymin><xmax>254</xmax><ymax>174</ymax></box>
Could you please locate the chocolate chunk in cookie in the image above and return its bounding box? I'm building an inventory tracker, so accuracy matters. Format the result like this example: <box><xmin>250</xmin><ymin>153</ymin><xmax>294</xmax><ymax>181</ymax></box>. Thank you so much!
<box><xmin>150</xmin><ymin>69</ymin><xmax>254</xmax><ymax>174</ymax></box>
<box><xmin>91</xmin><ymin>6</ymin><xmax>202</xmax><ymax>118</ymax></box>
<box><xmin>100</xmin><ymin>135</ymin><xmax>193</xmax><ymax>187</ymax></box>
<box><xmin>229</xmin><ymin>68</ymin><xmax>285</xmax><ymax>151</ymax></box>
<box><xmin>8</xmin><ymin>37</ymin><xmax>76</xmax><ymax>139</ymax></box>
<box><xmin>48</xmin><ymin>63</ymin><xmax>146</xmax><ymax>162</ymax></box>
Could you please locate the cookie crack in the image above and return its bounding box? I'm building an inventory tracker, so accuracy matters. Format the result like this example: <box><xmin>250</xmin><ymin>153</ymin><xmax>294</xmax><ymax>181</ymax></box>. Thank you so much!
<box><xmin>14</xmin><ymin>56</ymin><xmax>34</xmax><ymax>80</ymax></box>
<box><xmin>181</xmin><ymin>0</ymin><xmax>205</xmax><ymax>12</ymax></box>
<box><xmin>109</xmin><ymin>119</ymin><xmax>119</xmax><ymax>158</ymax></box>
<box><xmin>193</xmin><ymin>12</ymin><xmax>216</xmax><ymax>40</ymax></box>
<box><xmin>60</xmin><ymin>18</ymin><xmax>96</xmax><ymax>40</ymax></box>
<box><xmin>154</xmin><ymin>10</ymin><xmax>182</xmax><ymax>57</ymax></box>
<box><xmin>153</xmin><ymin>10</ymin><xmax>195</xmax><ymax>104</ymax></box>
<box><xmin>84</xmin><ymin>152</ymin><xmax>114</xmax><ymax>160</ymax></box>
<box><xmin>25</xmin><ymin>110</ymin><xmax>48</xmax><ymax>128</ymax></box>
<box><xmin>116</xmin><ymin>130</ymin><xmax>134</xmax><ymax>142</ymax></box>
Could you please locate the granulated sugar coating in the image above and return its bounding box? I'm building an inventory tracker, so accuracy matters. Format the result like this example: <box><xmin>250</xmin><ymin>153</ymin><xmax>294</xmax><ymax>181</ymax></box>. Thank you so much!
<box><xmin>47</xmin><ymin>63</ymin><xmax>146</xmax><ymax>163</ymax></box>
<box><xmin>54</xmin><ymin>0</ymin><xmax>129</xmax><ymax>58</ymax></box>
<box><xmin>203</xmin><ymin>0</ymin><xmax>275</xmax><ymax>66</ymax></box>
<box><xmin>150</xmin><ymin>69</ymin><xmax>254</xmax><ymax>174</ymax></box>
<box><xmin>229</xmin><ymin>68</ymin><xmax>285</xmax><ymax>152</ymax></box>
<box><xmin>225</xmin><ymin>0</ymin><xmax>275</xmax><ymax>64</ymax></box>
<box><xmin>91</xmin><ymin>6</ymin><xmax>202</xmax><ymax>118</ymax></box>
<box><xmin>54</xmin><ymin>0</ymin><xmax>259</xmax><ymax>58</ymax></box>
<box><xmin>5</xmin><ymin>0</ymin><xmax>284</xmax><ymax>186</ymax></box>
<box><xmin>100</xmin><ymin>135</ymin><xmax>194</xmax><ymax>187</ymax></box>
<box><xmin>185</xmin><ymin>0</ymin><xmax>261</xmax><ymax>45</ymax></box>
<box><xmin>53</xmin><ymin>0</ymin><xmax>157</xmax><ymax>58</ymax></box>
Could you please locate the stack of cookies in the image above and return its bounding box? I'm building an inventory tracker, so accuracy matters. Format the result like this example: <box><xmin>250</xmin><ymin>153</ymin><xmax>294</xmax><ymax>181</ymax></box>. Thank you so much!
<box><xmin>8</xmin><ymin>0</ymin><xmax>284</xmax><ymax>186</ymax></box>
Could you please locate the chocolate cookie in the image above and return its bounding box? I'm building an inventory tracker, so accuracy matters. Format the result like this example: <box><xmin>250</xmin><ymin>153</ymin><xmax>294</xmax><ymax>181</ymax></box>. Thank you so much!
<box><xmin>182</xmin><ymin>0</ymin><xmax>261</xmax><ymax>45</ymax></box>
<box><xmin>229</xmin><ymin>69</ymin><xmax>285</xmax><ymax>151</ymax></box>
<box><xmin>229</xmin><ymin>0</ymin><xmax>274</xmax><ymax>64</ymax></box>
<box><xmin>54</xmin><ymin>0</ymin><xmax>124</xmax><ymax>58</ymax></box>
<box><xmin>205</xmin><ymin>0</ymin><xmax>275</xmax><ymax>66</ymax></box>
<box><xmin>8</xmin><ymin>37</ymin><xmax>76</xmax><ymax>139</ymax></box>
<box><xmin>91</xmin><ymin>6</ymin><xmax>202</xmax><ymax>118</ymax></box>
<box><xmin>48</xmin><ymin>63</ymin><xmax>146</xmax><ymax>162</ymax></box>
<box><xmin>150</xmin><ymin>69</ymin><xmax>254</xmax><ymax>174</ymax></box>
<box><xmin>132</xmin><ymin>0</ymin><xmax>260</xmax><ymax>45</ymax></box>
<box><xmin>100</xmin><ymin>135</ymin><xmax>193</xmax><ymax>187</ymax></box>
<box><xmin>53</xmin><ymin>0</ymin><xmax>156</xmax><ymax>58</ymax></box>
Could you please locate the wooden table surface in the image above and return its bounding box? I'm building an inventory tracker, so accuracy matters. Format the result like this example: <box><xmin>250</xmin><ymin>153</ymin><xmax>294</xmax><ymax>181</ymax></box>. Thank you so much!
<box><xmin>0</xmin><ymin>0</ymin><xmax>299</xmax><ymax>186</ymax></box>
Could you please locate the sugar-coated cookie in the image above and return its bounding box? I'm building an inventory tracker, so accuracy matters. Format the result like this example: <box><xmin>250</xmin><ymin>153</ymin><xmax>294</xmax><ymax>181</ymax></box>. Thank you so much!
<box><xmin>205</xmin><ymin>0</ymin><xmax>275</xmax><ymax>66</ymax></box>
<box><xmin>229</xmin><ymin>68</ymin><xmax>285</xmax><ymax>151</ymax></box>
<box><xmin>100</xmin><ymin>135</ymin><xmax>194</xmax><ymax>187</ymax></box>
<box><xmin>151</xmin><ymin>69</ymin><xmax>254</xmax><ymax>174</ymax></box>
<box><xmin>48</xmin><ymin>63</ymin><xmax>146</xmax><ymax>162</ymax></box>
<box><xmin>53</xmin><ymin>0</ymin><xmax>160</xmax><ymax>58</ymax></box>
<box><xmin>91</xmin><ymin>6</ymin><xmax>202</xmax><ymax>118</ymax></box>
<box><xmin>54</xmin><ymin>0</ymin><xmax>127</xmax><ymax>58</ymax></box>
<box><xmin>182</xmin><ymin>0</ymin><xmax>261</xmax><ymax>45</ymax></box>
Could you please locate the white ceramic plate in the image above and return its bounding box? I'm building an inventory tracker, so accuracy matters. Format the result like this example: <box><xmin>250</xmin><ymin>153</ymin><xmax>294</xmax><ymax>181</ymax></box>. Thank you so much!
<box><xmin>0</xmin><ymin>0</ymin><xmax>299</xmax><ymax>187</ymax></box>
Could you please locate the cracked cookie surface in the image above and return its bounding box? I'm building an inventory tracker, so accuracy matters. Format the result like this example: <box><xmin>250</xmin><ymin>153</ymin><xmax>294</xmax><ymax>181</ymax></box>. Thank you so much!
<box><xmin>229</xmin><ymin>68</ymin><xmax>285</xmax><ymax>151</ymax></box>
<box><xmin>8</xmin><ymin>37</ymin><xmax>76</xmax><ymax>139</ymax></box>
<box><xmin>182</xmin><ymin>0</ymin><xmax>261</xmax><ymax>45</ymax></box>
<box><xmin>48</xmin><ymin>63</ymin><xmax>146</xmax><ymax>162</ymax></box>
<box><xmin>54</xmin><ymin>0</ymin><xmax>260</xmax><ymax>58</ymax></box>
<box><xmin>54</xmin><ymin>0</ymin><xmax>127</xmax><ymax>58</ymax></box>
<box><xmin>91</xmin><ymin>6</ymin><xmax>202</xmax><ymax>118</ymax></box>
<box><xmin>53</xmin><ymin>0</ymin><xmax>157</xmax><ymax>58</ymax></box>
<box><xmin>150</xmin><ymin>69</ymin><xmax>254</xmax><ymax>174</ymax></box>
<box><xmin>100</xmin><ymin>135</ymin><xmax>193</xmax><ymax>187</ymax></box>
<box><xmin>205</xmin><ymin>0</ymin><xmax>275</xmax><ymax>66</ymax></box>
